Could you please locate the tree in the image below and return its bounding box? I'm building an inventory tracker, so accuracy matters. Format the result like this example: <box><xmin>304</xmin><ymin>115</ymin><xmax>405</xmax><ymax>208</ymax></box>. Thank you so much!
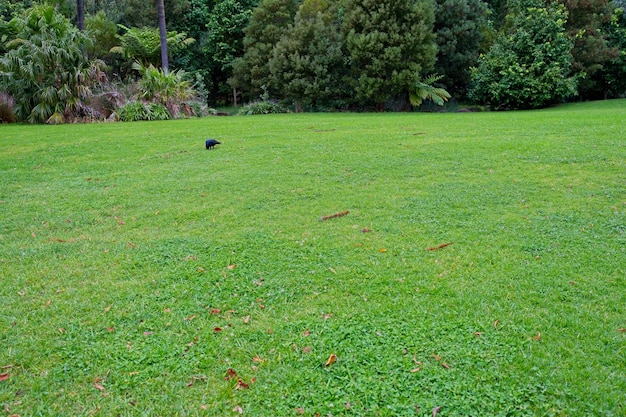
<box><xmin>597</xmin><ymin>5</ymin><xmax>626</xmax><ymax>97</ymax></box>
<box><xmin>434</xmin><ymin>0</ymin><xmax>488</xmax><ymax>97</ymax></box>
<box><xmin>157</xmin><ymin>0</ymin><xmax>169</xmax><ymax>71</ymax></box>
<box><xmin>341</xmin><ymin>0</ymin><xmax>437</xmax><ymax>110</ymax></box>
<box><xmin>469</xmin><ymin>0</ymin><xmax>576</xmax><ymax>109</ymax></box>
<box><xmin>560</xmin><ymin>0</ymin><xmax>618</xmax><ymax>99</ymax></box>
<box><xmin>0</xmin><ymin>5</ymin><xmax>106</xmax><ymax>122</ymax></box>
<box><xmin>230</xmin><ymin>0</ymin><xmax>299</xmax><ymax>100</ymax></box>
<box><xmin>269</xmin><ymin>0</ymin><xmax>346</xmax><ymax>110</ymax></box>
<box><xmin>77</xmin><ymin>0</ymin><xmax>84</xmax><ymax>30</ymax></box>
<box><xmin>111</xmin><ymin>25</ymin><xmax>194</xmax><ymax>68</ymax></box>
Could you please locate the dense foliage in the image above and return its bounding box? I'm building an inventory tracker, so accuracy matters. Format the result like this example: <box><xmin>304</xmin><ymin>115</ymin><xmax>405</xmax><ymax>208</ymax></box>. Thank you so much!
<box><xmin>0</xmin><ymin>5</ymin><xmax>105</xmax><ymax>123</ymax></box>
<box><xmin>469</xmin><ymin>0</ymin><xmax>577</xmax><ymax>109</ymax></box>
<box><xmin>1</xmin><ymin>0</ymin><xmax>625</xmax><ymax>121</ymax></box>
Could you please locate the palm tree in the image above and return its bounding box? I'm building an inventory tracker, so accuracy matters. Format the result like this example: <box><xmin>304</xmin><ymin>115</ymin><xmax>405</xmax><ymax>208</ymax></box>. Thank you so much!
<box><xmin>157</xmin><ymin>0</ymin><xmax>169</xmax><ymax>72</ymax></box>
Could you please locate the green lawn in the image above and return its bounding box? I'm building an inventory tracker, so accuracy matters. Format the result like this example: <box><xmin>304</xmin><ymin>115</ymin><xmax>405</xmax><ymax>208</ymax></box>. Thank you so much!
<box><xmin>1</xmin><ymin>100</ymin><xmax>625</xmax><ymax>416</ymax></box>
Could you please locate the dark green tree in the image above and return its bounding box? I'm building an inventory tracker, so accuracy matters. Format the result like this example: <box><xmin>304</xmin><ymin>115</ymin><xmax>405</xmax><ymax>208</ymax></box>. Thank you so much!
<box><xmin>230</xmin><ymin>0</ymin><xmax>299</xmax><ymax>100</ymax></box>
<box><xmin>269</xmin><ymin>0</ymin><xmax>346</xmax><ymax>110</ymax></box>
<box><xmin>341</xmin><ymin>0</ymin><xmax>437</xmax><ymax>110</ymax></box>
<box><xmin>434</xmin><ymin>0</ymin><xmax>488</xmax><ymax>97</ymax></box>
<box><xmin>597</xmin><ymin>5</ymin><xmax>626</xmax><ymax>97</ymax></box>
<box><xmin>469</xmin><ymin>0</ymin><xmax>576</xmax><ymax>109</ymax></box>
<box><xmin>560</xmin><ymin>0</ymin><xmax>618</xmax><ymax>99</ymax></box>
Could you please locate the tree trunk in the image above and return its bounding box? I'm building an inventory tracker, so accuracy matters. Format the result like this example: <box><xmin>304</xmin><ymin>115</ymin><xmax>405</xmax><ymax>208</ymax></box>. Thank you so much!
<box><xmin>77</xmin><ymin>0</ymin><xmax>85</xmax><ymax>31</ymax></box>
<box><xmin>157</xmin><ymin>0</ymin><xmax>169</xmax><ymax>72</ymax></box>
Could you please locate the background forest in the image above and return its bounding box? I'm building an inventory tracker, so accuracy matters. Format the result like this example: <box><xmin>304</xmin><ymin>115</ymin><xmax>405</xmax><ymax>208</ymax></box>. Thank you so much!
<box><xmin>1</xmin><ymin>0</ymin><xmax>625</xmax><ymax>122</ymax></box>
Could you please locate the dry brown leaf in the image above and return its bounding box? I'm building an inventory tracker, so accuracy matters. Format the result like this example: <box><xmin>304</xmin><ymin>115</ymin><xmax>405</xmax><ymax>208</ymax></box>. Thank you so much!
<box><xmin>252</xmin><ymin>355</ymin><xmax>264</xmax><ymax>363</ymax></box>
<box><xmin>303</xmin><ymin>330</ymin><xmax>311</xmax><ymax>337</ymax></box>
<box><xmin>243</xmin><ymin>315</ymin><xmax>251</xmax><ymax>324</ymax></box>
<box><xmin>532</xmin><ymin>332</ymin><xmax>541</xmax><ymax>341</ymax></box>
<box><xmin>617</xmin><ymin>328</ymin><xmax>626</xmax><ymax>333</ymax></box>
<box><xmin>233</xmin><ymin>406</ymin><xmax>243</xmax><ymax>414</ymax></box>
<box><xmin>234</xmin><ymin>378</ymin><xmax>249</xmax><ymax>390</ymax></box>
<box><xmin>441</xmin><ymin>362</ymin><xmax>451</xmax><ymax>369</ymax></box>
<box><xmin>213</xmin><ymin>327</ymin><xmax>223</xmax><ymax>333</ymax></box>
<box><xmin>106</xmin><ymin>327</ymin><xmax>115</xmax><ymax>332</ymax></box>
<box><xmin>431</xmin><ymin>354</ymin><xmax>442</xmax><ymax>361</ymax></box>
<box><xmin>209</xmin><ymin>308</ymin><xmax>221</xmax><ymax>315</ymax></box>
<box><xmin>379</xmin><ymin>248</ymin><xmax>387</xmax><ymax>253</ymax></box>
<box><xmin>227</xmin><ymin>264</ymin><xmax>237</xmax><ymax>270</ymax></box>
<box><xmin>473</xmin><ymin>332</ymin><xmax>484</xmax><ymax>337</ymax></box>
<box><xmin>0</xmin><ymin>373</ymin><xmax>9</xmax><ymax>382</ymax></box>
<box><xmin>225</xmin><ymin>368</ymin><xmax>238</xmax><ymax>381</ymax></box>
<box><xmin>494</xmin><ymin>320</ymin><xmax>500</xmax><ymax>329</ymax></box>
<box><xmin>426</xmin><ymin>242</ymin><xmax>453</xmax><ymax>251</ymax></box>
<box><xmin>320</xmin><ymin>210</ymin><xmax>350</xmax><ymax>221</ymax></box>
<box><xmin>302</xmin><ymin>346</ymin><xmax>312</xmax><ymax>354</ymax></box>
<box><xmin>184</xmin><ymin>315</ymin><xmax>196</xmax><ymax>321</ymax></box>
<box><xmin>329</xmin><ymin>267</ymin><xmax>337</xmax><ymax>274</ymax></box>
<box><xmin>94</xmin><ymin>383</ymin><xmax>105</xmax><ymax>391</ymax></box>
<box><xmin>325</xmin><ymin>353</ymin><xmax>338</xmax><ymax>367</ymax></box>
<box><xmin>361</xmin><ymin>228</ymin><xmax>372</xmax><ymax>233</ymax></box>
<box><xmin>410</xmin><ymin>367</ymin><xmax>422</xmax><ymax>373</ymax></box>
<box><xmin>296</xmin><ymin>407</ymin><xmax>305</xmax><ymax>414</ymax></box>
<box><xmin>432</xmin><ymin>406</ymin><xmax>441</xmax><ymax>417</ymax></box>
<box><xmin>143</xmin><ymin>331</ymin><xmax>154</xmax><ymax>336</ymax></box>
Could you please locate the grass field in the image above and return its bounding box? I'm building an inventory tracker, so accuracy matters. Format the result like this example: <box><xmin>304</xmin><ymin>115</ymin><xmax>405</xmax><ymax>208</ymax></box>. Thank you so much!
<box><xmin>1</xmin><ymin>100</ymin><xmax>625</xmax><ymax>416</ymax></box>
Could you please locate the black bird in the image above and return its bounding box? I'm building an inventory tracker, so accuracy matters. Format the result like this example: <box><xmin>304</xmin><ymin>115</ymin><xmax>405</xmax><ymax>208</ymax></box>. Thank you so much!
<box><xmin>205</xmin><ymin>139</ymin><xmax>221</xmax><ymax>150</ymax></box>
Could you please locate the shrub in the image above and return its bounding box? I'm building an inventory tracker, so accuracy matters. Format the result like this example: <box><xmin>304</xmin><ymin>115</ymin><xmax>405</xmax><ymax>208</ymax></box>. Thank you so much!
<box><xmin>115</xmin><ymin>101</ymin><xmax>172</xmax><ymax>122</ymax></box>
<box><xmin>237</xmin><ymin>100</ymin><xmax>290</xmax><ymax>115</ymax></box>
<box><xmin>0</xmin><ymin>92</ymin><xmax>17</xmax><ymax>123</ymax></box>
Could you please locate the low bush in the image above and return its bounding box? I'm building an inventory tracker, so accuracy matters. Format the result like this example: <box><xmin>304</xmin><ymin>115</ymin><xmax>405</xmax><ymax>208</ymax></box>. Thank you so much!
<box><xmin>0</xmin><ymin>92</ymin><xmax>17</xmax><ymax>123</ymax></box>
<box><xmin>115</xmin><ymin>101</ymin><xmax>172</xmax><ymax>121</ymax></box>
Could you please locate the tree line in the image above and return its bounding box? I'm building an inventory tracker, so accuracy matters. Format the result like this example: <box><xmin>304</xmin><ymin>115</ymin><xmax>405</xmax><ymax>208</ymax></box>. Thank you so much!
<box><xmin>0</xmin><ymin>0</ymin><xmax>625</xmax><ymax>122</ymax></box>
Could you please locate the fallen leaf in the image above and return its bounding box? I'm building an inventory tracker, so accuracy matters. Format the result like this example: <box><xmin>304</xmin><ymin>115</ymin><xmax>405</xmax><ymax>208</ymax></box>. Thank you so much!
<box><xmin>532</xmin><ymin>332</ymin><xmax>542</xmax><ymax>341</ymax></box>
<box><xmin>494</xmin><ymin>320</ymin><xmax>500</xmax><ymax>329</ymax></box>
<box><xmin>345</xmin><ymin>402</ymin><xmax>352</xmax><ymax>410</ymax></box>
<box><xmin>325</xmin><ymin>353</ymin><xmax>337</xmax><ymax>367</ymax></box>
<box><xmin>103</xmin><ymin>305</ymin><xmax>112</xmax><ymax>313</ymax></box>
<box><xmin>143</xmin><ymin>331</ymin><xmax>154</xmax><ymax>336</ymax></box>
<box><xmin>473</xmin><ymin>332</ymin><xmax>484</xmax><ymax>337</ymax></box>
<box><xmin>106</xmin><ymin>327</ymin><xmax>115</xmax><ymax>332</ymax></box>
<box><xmin>164</xmin><ymin>308</ymin><xmax>171</xmax><ymax>313</ymax></box>
<box><xmin>184</xmin><ymin>315</ymin><xmax>196</xmax><ymax>321</ymax></box>
<box><xmin>44</xmin><ymin>299</ymin><xmax>51</xmax><ymax>307</ymax></box>
<box><xmin>441</xmin><ymin>362</ymin><xmax>451</xmax><ymax>369</ymax></box>
<box><xmin>233</xmin><ymin>406</ymin><xmax>243</xmax><ymax>414</ymax></box>
<box><xmin>0</xmin><ymin>373</ymin><xmax>9</xmax><ymax>382</ymax></box>
<box><xmin>617</xmin><ymin>328</ymin><xmax>626</xmax><ymax>333</ymax></box>
<box><xmin>213</xmin><ymin>327</ymin><xmax>223</xmax><ymax>333</ymax></box>
<box><xmin>296</xmin><ymin>407</ymin><xmax>305</xmax><ymax>414</ymax></box>
<box><xmin>379</xmin><ymin>248</ymin><xmax>387</xmax><ymax>253</ymax></box>
<box><xmin>426</xmin><ymin>242</ymin><xmax>453</xmax><ymax>251</ymax></box>
<box><xmin>197</xmin><ymin>267</ymin><xmax>206</xmax><ymax>273</ymax></box>
<box><xmin>252</xmin><ymin>355</ymin><xmax>264</xmax><ymax>363</ymax></box>
<box><xmin>431</xmin><ymin>354</ymin><xmax>442</xmax><ymax>361</ymax></box>
<box><xmin>243</xmin><ymin>315</ymin><xmax>251</xmax><ymax>324</ymax></box>
<box><xmin>94</xmin><ymin>383</ymin><xmax>105</xmax><ymax>391</ymax></box>
<box><xmin>329</xmin><ymin>267</ymin><xmax>337</xmax><ymax>274</ymax></box>
<box><xmin>410</xmin><ymin>367</ymin><xmax>422</xmax><ymax>373</ymax></box>
<box><xmin>432</xmin><ymin>406</ymin><xmax>441</xmax><ymax>417</ymax></box>
<box><xmin>361</xmin><ymin>228</ymin><xmax>372</xmax><ymax>233</ymax></box>
<box><xmin>234</xmin><ymin>378</ymin><xmax>249</xmax><ymax>390</ymax></box>
<box><xmin>225</xmin><ymin>368</ymin><xmax>238</xmax><ymax>381</ymax></box>
<box><xmin>303</xmin><ymin>346</ymin><xmax>312</xmax><ymax>354</ymax></box>
<box><xmin>209</xmin><ymin>308</ymin><xmax>221</xmax><ymax>315</ymax></box>
<box><xmin>1</xmin><ymin>364</ymin><xmax>13</xmax><ymax>369</ymax></box>
<box><xmin>303</xmin><ymin>330</ymin><xmax>311</xmax><ymax>337</ymax></box>
<box><xmin>320</xmin><ymin>210</ymin><xmax>350</xmax><ymax>221</ymax></box>
<box><xmin>227</xmin><ymin>264</ymin><xmax>236</xmax><ymax>270</ymax></box>
<box><xmin>58</xmin><ymin>328</ymin><xmax>65</xmax><ymax>333</ymax></box>
<box><xmin>322</xmin><ymin>313</ymin><xmax>332</xmax><ymax>320</ymax></box>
